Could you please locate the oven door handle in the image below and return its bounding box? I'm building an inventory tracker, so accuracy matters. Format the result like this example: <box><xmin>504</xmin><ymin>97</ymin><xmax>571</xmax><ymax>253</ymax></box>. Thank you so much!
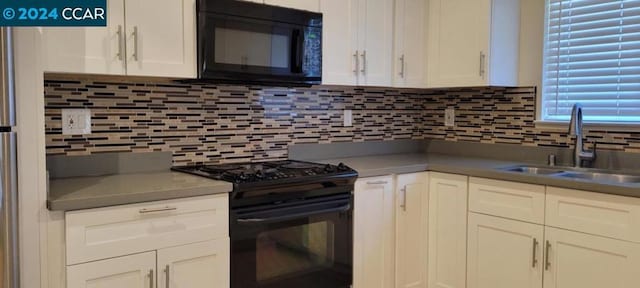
<box><xmin>236</xmin><ymin>203</ymin><xmax>351</xmax><ymax>224</ymax></box>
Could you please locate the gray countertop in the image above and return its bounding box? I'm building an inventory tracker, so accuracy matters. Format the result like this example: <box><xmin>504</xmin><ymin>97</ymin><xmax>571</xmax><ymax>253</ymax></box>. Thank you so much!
<box><xmin>313</xmin><ymin>153</ymin><xmax>640</xmax><ymax>198</ymax></box>
<box><xmin>48</xmin><ymin>171</ymin><xmax>233</xmax><ymax>211</ymax></box>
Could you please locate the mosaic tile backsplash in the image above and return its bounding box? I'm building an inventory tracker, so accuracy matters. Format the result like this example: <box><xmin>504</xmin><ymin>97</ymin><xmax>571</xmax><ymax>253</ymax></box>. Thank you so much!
<box><xmin>44</xmin><ymin>76</ymin><xmax>640</xmax><ymax>165</ymax></box>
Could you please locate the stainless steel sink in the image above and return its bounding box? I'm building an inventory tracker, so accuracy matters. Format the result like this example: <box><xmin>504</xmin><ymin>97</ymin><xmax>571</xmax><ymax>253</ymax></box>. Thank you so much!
<box><xmin>555</xmin><ymin>171</ymin><xmax>640</xmax><ymax>184</ymax></box>
<box><xmin>500</xmin><ymin>165</ymin><xmax>566</xmax><ymax>175</ymax></box>
<box><xmin>498</xmin><ymin>165</ymin><xmax>640</xmax><ymax>184</ymax></box>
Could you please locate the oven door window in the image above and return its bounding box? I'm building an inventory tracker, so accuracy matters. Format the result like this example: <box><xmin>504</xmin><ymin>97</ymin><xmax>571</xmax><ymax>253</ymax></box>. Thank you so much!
<box><xmin>256</xmin><ymin>221</ymin><xmax>334</xmax><ymax>282</ymax></box>
<box><xmin>203</xmin><ymin>14</ymin><xmax>304</xmax><ymax>76</ymax></box>
<box><xmin>232</xmin><ymin>202</ymin><xmax>352</xmax><ymax>288</ymax></box>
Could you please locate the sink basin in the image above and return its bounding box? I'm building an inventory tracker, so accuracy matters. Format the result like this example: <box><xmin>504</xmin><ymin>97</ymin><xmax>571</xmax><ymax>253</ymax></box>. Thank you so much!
<box><xmin>499</xmin><ymin>165</ymin><xmax>640</xmax><ymax>184</ymax></box>
<box><xmin>500</xmin><ymin>165</ymin><xmax>566</xmax><ymax>175</ymax></box>
<box><xmin>555</xmin><ymin>171</ymin><xmax>640</xmax><ymax>184</ymax></box>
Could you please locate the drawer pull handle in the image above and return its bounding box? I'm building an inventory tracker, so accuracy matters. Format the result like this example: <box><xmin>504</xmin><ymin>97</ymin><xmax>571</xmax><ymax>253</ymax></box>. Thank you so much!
<box><xmin>545</xmin><ymin>240</ymin><xmax>552</xmax><ymax>270</ymax></box>
<box><xmin>165</xmin><ymin>265</ymin><xmax>170</xmax><ymax>288</ymax></box>
<box><xmin>400</xmin><ymin>186</ymin><xmax>407</xmax><ymax>211</ymax></box>
<box><xmin>366</xmin><ymin>180</ymin><xmax>388</xmax><ymax>185</ymax></box>
<box><xmin>139</xmin><ymin>206</ymin><xmax>177</xmax><ymax>214</ymax></box>
<box><xmin>532</xmin><ymin>238</ymin><xmax>538</xmax><ymax>268</ymax></box>
<box><xmin>149</xmin><ymin>269</ymin><xmax>154</xmax><ymax>288</ymax></box>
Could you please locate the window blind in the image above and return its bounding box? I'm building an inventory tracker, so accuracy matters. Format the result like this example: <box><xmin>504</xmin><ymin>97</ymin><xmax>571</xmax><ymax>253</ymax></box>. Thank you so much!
<box><xmin>543</xmin><ymin>0</ymin><xmax>640</xmax><ymax>122</ymax></box>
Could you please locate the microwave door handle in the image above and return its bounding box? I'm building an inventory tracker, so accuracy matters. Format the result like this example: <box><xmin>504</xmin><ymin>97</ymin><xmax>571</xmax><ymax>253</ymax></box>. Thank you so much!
<box><xmin>237</xmin><ymin>203</ymin><xmax>351</xmax><ymax>224</ymax></box>
<box><xmin>290</xmin><ymin>29</ymin><xmax>303</xmax><ymax>73</ymax></box>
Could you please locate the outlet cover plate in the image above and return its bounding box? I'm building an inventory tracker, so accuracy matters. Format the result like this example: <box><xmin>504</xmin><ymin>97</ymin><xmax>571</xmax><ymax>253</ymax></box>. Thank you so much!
<box><xmin>344</xmin><ymin>109</ymin><xmax>353</xmax><ymax>127</ymax></box>
<box><xmin>445</xmin><ymin>108</ymin><xmax>455</xmax><ymax>127</ymax></box>
<box><xmin>62</xmin><ymin>109</ymin><xmax>92</xmax><ymax>135</ymax></box>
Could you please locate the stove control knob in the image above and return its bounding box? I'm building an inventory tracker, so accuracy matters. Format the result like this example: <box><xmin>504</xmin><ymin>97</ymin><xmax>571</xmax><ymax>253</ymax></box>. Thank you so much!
<box><xmin>238</xmin><ymin>172</ymin><xmax>249</xmax><ymax>181</ymax></box>
<box><xmin>337</xmin><ymin>163</ymin><xmax>349</xmax><ymax>171</ymax></box>
<box><xmin>324</xmin><ymin>164</ymin><xmax>336</xmax><ymax>173</ymax></box>
<box><xmin>255</xmin><ymin>171</ymin><xmax>264</xmax><ymax>179</ymax></box>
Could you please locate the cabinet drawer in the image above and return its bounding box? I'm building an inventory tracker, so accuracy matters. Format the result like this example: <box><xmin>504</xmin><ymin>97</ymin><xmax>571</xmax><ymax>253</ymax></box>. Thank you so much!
<box><xmin>66</xmin><ymin>194</ymin><xmax>228</xmax><ymax>265</ymax></box>
<box><xmin>546</xmin><ymin>187</ymin><xmax>640</xmax><ymax>243</ymax></box>
<box><xmin>469</xmin><ymin>177</ymin><xmax>545</xmax><ymax>224</ymax></box>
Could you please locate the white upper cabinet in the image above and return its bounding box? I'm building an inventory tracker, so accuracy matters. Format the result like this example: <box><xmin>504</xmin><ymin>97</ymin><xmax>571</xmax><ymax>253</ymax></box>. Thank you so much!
<box><xmin>393</xmin><ymin>0</ymin><xmax>429</xmax><ymax>88</ymax></box>
<box><xmin>41</xmin><ymin>0</ymin><xmax>196</xmax><ymax>78</ymax></box>
<box><xmin>321</xmin><ymin>0</ymin><xmax>393</xmax><ymax>86</ymax></box>
<box><xmin>41</xmin><ymin>0</ymin><xmax>126</xmax><ymax>75</ymax></box>
<box><xmin>264</xmin><ymin>0</ymin><xmax>320</xmax><ymax>12</ymax></box>
<box><xmin>321</xmin><ymin>0</ymin><xmax>359</xmax><ymax>85</ymax></box>
<box><xmin>358</xmin><ymin>0</ymin><xmax>394</xmax><ymax>86</ymax></box>
<box><xmin>467</xmin><ymin>213</ymin><xmax>544</xmax><ymax>288</ymax></box>
<box><xmin>427</xmin><ymin>0</ymin><xmax>520</xmax><ymax>88</ymax></box>
<box><xmin>124</xmin><ymin>0</ymin><xmax>196</xmax><ymax>77</ymax></box>
<box><xmin>395</xmin><ymin>172</ymin><xmax>429</xmax><ymax>288</ymax></box>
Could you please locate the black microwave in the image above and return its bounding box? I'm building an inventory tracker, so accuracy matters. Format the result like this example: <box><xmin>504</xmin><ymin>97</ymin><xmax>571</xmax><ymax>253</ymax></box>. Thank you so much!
<box><xmin>197</xmin><ymin>0</ymin><xmax>322</xmax><ymax>85</ymax></box>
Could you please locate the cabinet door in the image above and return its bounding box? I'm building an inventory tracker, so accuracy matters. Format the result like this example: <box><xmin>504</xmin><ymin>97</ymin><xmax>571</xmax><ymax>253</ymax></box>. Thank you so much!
<box><xmin>41</xmin><ymin>0</ymin><xmax>125</xmax><ymax>74</ymax></box>
<box><xmin>395</xmin><ymin>173</ymin><xmax>429</xmax><ymax>288</ymax></box>
<box><xmin>467</xmin><ymin>213</ymin><xmax>543</xmax><ymax>288</ymax></box>
<box><xmin>320</xmin><ymin>0</ymin><xmax>359</xmax><ymax>85</ymax></box>
<box><xmin>157</xmin><ymin>239</ymin><xmax>230</xmax><ymax>288</ymax></box>
<box><xmin>543</xmin><ymin>227</ymin><xmax>640</xmax><ymax>288</ymax></box>
<box><xmin>359</xmin><ymin>0</ymin><xmax>393</xmax><ymax>86</ymax></box>
<box><xmin>427</xmin><ymin>0</ymin><xmax>490</xmax><ymax>87</ymax></box>
<box><xmin>428</xmin><ymin>172</ymin><xmax>468</xmax><ymax>288</ymax></box>
<box><xmin>124</xmin><ymin>0</ymin><xmax>196</xmax><ymax>78</ymax></box>
<box><xmin>264</xmin><ymin>0</ymin><xmax>320</xmax><ymax>12</ymax></box>
<box><xmin>353</xmin><ymin>176</ymin><xmax>395</xmax><ymax>288</ymax></box>
<box><xmin>67</xmin><ymin>251</ymin><xmax>156</xmax><ymax>288</ymax></box>
<box><xmin>393</xmin><ymin>0</ymin><xmax>428</xmax><ymax>88</ymax></box>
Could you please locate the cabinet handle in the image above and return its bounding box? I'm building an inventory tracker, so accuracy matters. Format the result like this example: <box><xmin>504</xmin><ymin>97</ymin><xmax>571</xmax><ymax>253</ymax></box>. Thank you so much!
<box><xmin>353</xmin><ymin>51</ymin><xmax>359</xmax><ymax>75</ymax></box>
<box><xmin>399</xmin><ymin>54</ymin><xmax>405</xmax><ymax>78</ymax></box>
<box><xmin>116</xmin><ymin>25</ymin><xmax>123</xmax><ymax>61</ymax></box>
<box><xmin>479</xmin><ymin>51</ymin><xmax>486</xmax><ymax>77</ymax></box>
<box><xmin>132</xmin><ymin>26</ymin><xmax>139</xmax><ymax>61</ymax></box>
<box><xmin>400</xmin><ymin>186</ymin><xmax>407</xmax><ymax>211</ymax></box>
<box><xmin>532</xmin><ymin>238</ymin><xmax>538</xmax><ymax>268</ymax></box>
<box><xmin>360</xmin><ymin>51</ymin><xmax>366</xmax><ymax>74</ymax></box>
<box><xmin>164</xmin><ymin>265</ymin><xmax>170</xmax><ymax>288</ymax></box>
<box><xmin>149</xmin><ymin>269</ymin><xmax>154</xmax><ymax>288</ymax></box>
<box><xmin>545</xmin><ymin>240</ymin><xmax>551</xmax><ymax>271</ymax></box>
<box><xmin>366</xmin><ymin>180</ymin><xmax>388</xmax><ymax>185</ymax></box>
<box><xmin>139</xmin><ymin>206</ymin><xmax>177</xmax><ymax>214</ymax></box>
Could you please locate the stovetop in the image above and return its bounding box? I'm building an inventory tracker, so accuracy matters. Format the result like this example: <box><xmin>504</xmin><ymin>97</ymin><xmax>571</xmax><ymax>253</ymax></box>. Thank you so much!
<box><xmin>172</xmin><ymin>160</ymin><xmax>357</xmax><ymax>186</ymax></box>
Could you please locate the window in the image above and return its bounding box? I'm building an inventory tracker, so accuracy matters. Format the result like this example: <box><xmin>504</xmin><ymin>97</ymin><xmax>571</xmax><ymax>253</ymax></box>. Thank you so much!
<box><xmin>543</xmin><ymin>0</ymin><xmax>640</xmax><ymax>123</ymax></box>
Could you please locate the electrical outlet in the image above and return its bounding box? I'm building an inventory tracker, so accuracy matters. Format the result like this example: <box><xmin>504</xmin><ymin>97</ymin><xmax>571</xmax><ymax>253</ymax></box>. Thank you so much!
<box><xmin>445</xmin><ymin>108</ymin><xmax>455</xmax><ymax>127</ymax></box>
<box><xmin>62</xmin><ymin>109</ymin><xmax>92</xmax><ymax>135</ymax></box>
<box><xmin>343</xmin><ymin>109</ymin><xmax>353</xmax><ymax>127</ymax></box>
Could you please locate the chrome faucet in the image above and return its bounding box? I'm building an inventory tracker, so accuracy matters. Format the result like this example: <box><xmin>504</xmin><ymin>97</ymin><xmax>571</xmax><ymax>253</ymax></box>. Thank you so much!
<box><xmin>568</xmin><ymin>103</ymin><xmax>595</xmax><ymax>167</ymax></box>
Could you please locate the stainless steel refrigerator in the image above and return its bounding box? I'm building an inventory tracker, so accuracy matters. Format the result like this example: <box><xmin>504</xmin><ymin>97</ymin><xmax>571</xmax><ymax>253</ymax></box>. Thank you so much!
<box><xmin>0</xmin><ymin>27</ymin><xmax>19</xmax><ymax>288</ymax></box>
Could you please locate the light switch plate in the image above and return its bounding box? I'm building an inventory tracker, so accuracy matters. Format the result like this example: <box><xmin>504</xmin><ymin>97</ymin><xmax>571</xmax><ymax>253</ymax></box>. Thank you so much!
<box><xmin>445</xmin><ymin>108</ymin><xmax>455</xmax><ymax>127</ymax></box>
<box><xmin>343</xmin><ymin>109</ymin><xmax>353</xmax><ymax>127</ymax></box>
<box><xmin>62</xmin><ymin>109</ymin><xmax>92</xmax><ymax>135</ymax></box>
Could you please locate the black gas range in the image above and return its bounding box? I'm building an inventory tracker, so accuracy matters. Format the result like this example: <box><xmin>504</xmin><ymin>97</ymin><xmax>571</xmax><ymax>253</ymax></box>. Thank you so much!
<box><xmin>172</xmin><ymin>160</ymin><xmax>357</xmax><ymax>288</ymax></box>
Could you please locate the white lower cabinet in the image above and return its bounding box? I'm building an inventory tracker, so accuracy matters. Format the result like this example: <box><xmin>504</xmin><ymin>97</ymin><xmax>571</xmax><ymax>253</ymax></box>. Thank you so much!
<box><xmin>67</xmin><ymin>251</ymin><xmax>156</xmax><ymax>288</ymax></box>
<box><xmin>467</xmin><ymin>212</ymin><xmax>543</xmax><ymax>288</ymax></box>
<box><xmin>158</xmin><ymin>239</ymin><xmax>230</xmax><ymax>288</ymax></box>
<box><xmin>543</xmin><ymin>227</ymin><xmax>640</xmax><ymax>288</ymax></box>
<box><xmin>353</xmin><ymin>176</ymin><xmax>395</xmax><ymax>288</ymax></box>
<box><xmin>65</xmin><ymin>195</ymin><xmax>230</xmax><ymax>288</ymax></box>
<box><xmin>353</xmin><ymin>172</ymin><xmax>429</xmax><ymax>288</ymax></box>
<box><xmin>428</xmin><ymin>172</ymin><xmax>468</xmax><ymax>288</ymax></box>
<box><xmin>395</xmin><ymin>173</ymin><xmax>429</xmax><ymax>288</ymax></box>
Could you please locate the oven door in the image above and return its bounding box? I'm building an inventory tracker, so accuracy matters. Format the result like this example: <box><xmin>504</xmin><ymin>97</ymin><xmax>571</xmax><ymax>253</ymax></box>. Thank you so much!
<box><xmin>231</xmin><ymin>194</ymin><xmax>352</xmax><ymax>288</ymax></box>
<box><xmin>199</xmin><ymin>12</ymin><xmax>322</xmax><ymax>83</ymax></box>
